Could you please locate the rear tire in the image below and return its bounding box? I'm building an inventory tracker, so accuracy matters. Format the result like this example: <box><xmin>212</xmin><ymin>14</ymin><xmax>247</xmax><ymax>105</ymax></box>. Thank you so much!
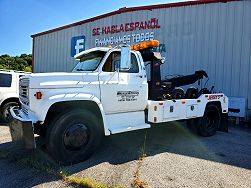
<box><xmin>46</xmin><ymin>109</ymin><xmax>103</xmax><ymax>165</ymax></box>
<box><xmin>187</xmin><ymin>104</ymin><xmax>221</xmax><ymax>137</ymax></box>
<box><xmin>0</xmin><ymin>101</ymin><xmax>19</xmax><ymax>123</ymax></box>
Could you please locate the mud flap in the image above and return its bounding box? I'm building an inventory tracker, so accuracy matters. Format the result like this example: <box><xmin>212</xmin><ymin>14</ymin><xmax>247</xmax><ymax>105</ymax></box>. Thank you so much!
<box><xmin>218</xmin><ymin>113</ymin><xmax>228</xmax><ymax>132</ymax></box>
<box><xmin>9</xmin><ymin>118</ymin><xmax>36</xmax><ymax>149</ymax></box>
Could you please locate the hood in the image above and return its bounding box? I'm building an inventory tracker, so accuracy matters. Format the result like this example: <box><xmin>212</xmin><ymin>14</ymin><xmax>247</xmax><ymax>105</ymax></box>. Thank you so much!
<box><xmin>23</xmin><ymin>72</ymin><xmax>99</xmax><ymax>89</ymax></box>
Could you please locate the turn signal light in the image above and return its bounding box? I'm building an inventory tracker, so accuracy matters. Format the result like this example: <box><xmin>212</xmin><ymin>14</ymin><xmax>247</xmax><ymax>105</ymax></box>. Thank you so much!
<box><xmin>34</xmin><ymin>91</ymin><xmax>42</xmax><ymax>100</ymax></box>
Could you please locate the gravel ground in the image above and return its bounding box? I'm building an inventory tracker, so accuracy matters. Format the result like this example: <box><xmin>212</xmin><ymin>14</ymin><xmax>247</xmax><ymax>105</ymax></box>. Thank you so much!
<box><xmin>0</xmin><ymin>121</ymin><xmax>251</xmax><ymax>188</ymax></box>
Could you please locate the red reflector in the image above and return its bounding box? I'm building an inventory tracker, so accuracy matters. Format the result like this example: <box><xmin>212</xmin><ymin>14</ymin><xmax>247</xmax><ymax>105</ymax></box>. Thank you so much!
<box><xmin>34</xmin><ymin>91</ymin><xmax>42</xmax><ymax>99</ymax></box>
<box><xmin>159</xmin><ymin>102</ymin><xmax>163</xmax><ymax>105</ymax></box>
<box><xmin>182</xmin><ymin>101</ymin><xmax>186</xmax><ymax>104</ymax></box>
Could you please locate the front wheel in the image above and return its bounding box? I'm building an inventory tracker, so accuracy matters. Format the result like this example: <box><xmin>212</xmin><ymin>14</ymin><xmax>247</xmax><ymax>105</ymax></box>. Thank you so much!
<box><xmin>46</xmin><ymin>109</ymin><xmax>103</xmax><ymax>165</ymax></box>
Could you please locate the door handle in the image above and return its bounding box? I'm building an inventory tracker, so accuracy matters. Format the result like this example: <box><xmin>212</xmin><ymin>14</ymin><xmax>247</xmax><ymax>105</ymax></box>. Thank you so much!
<box><xmin>135</xmin><ymin>75</ymin><xmax>143</xmax><ymax>78</ymax></box>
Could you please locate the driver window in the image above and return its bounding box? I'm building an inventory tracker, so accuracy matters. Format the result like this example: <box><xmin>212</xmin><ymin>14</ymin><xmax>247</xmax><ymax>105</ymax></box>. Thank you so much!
<box><xmin>102</xmin><ymin>51</ymin><xmax>139</xmax><ymax>73</ymax></box>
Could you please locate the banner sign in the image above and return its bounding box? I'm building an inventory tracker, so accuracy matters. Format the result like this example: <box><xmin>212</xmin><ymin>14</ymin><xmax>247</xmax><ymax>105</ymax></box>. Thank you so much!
<box><xmin>92</xmin><ymin>18</ymin><xmax>160</xmax><ymax>36</ymax></box>
<box><xmin>92</xmin><ymin>18</ymin><xmax>161</xmax><ymax>47</ymax></box>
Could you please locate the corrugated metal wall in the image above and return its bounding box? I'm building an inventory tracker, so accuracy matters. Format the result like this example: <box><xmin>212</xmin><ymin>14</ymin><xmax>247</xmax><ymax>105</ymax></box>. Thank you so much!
<box><xmin>33</xmin><ymin>0</ymin><xmax>251</xmax><ymax>118</ymax></box>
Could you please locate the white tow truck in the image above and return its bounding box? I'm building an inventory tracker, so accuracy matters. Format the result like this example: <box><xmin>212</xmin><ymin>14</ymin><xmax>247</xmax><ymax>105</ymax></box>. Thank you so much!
<box><xmin>9</xmin><ymin>40</ymin><xmax>228</xmax><ymax>164</ymax></box>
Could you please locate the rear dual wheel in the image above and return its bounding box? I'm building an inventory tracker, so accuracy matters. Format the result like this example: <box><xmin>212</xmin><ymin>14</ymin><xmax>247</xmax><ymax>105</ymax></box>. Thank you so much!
<box><xmin>187</xmin><ymin>104</ymin><xmax>221</xmax><ymax>137</ymax></box>
<box><xmin>46</xmin><ymin>109</ymin><xmax>103</xmax><ymax>165</ymax></box>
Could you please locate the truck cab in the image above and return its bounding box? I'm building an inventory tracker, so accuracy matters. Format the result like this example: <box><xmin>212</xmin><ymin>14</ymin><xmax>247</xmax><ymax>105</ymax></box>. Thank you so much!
<box><xmin>72</xmin><ymin>47</ymin><xmax>148</xmax><ymax>114</ymax></box>
<box><xmin>9</xmin><ymin>41</ymin><xmax>228</xmax><ymax>165</ymax></box>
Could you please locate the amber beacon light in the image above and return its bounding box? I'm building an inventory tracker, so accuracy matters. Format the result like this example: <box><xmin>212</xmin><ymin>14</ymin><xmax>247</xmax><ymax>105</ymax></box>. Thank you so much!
<box><xmin>131</xmin><ymin>40</ymin><xmax>160</xmax><ymax>51</ymax></box>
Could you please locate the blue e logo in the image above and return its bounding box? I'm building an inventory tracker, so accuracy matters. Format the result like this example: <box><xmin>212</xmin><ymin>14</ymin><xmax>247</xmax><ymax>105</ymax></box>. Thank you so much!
<box><xmin>71</xmin><ymin>36</ymin><xmax>85</xmax><ymax>57</ymax></box>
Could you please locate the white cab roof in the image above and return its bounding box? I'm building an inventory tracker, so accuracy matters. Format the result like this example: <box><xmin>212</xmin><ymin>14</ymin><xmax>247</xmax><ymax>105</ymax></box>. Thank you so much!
<box><xmin>74</xmin><ymin>47</ymin><xmax>110</xmax><ymax>60</ymax></box>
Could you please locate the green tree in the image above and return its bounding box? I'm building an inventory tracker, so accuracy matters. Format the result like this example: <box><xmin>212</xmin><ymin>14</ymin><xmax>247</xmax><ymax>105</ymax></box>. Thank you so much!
<box><xmin>0</xmin><ymin>54</ymin><xmax>32</xmax><ymax>72</ymax></box>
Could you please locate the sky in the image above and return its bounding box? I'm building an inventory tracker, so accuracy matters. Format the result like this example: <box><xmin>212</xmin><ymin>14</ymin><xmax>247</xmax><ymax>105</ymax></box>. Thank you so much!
<box><xmin>0</xmin><ymin>0</ymin><xmax>184</xmax><ymax>56</ymax></box>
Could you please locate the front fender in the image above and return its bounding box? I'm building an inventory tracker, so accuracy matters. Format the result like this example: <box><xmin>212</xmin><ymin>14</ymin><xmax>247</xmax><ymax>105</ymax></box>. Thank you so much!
<box><xmin>34</xmin><ymin>93</ymin><xmax>110</xmax><ymax>136</ymax></box>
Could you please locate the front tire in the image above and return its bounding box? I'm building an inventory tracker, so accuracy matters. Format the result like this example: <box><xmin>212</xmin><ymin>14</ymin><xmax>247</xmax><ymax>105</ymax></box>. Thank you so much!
<box><xmin>0</xmin><ymin>101</ymin><xmax>19</xmax><ymax>123</ymax></box>
<box><xmin>46</xmin><ymin>109</ymin><xmax>103</xmax><ymax>165</ymax></box>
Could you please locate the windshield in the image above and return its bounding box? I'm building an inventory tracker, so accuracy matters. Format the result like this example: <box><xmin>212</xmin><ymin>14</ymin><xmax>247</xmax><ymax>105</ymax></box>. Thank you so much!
<box><xmin>72</xmin><ymin>51</ymin><xmax>106</xmax><ymax>72</ymax></box>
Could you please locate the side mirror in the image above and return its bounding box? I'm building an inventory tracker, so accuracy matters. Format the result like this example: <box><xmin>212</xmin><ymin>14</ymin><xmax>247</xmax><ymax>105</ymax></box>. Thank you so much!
<box><xmin>120</xmin><ymin>46</ymin><xmax>131</xmax><ymax>71</ymax></box>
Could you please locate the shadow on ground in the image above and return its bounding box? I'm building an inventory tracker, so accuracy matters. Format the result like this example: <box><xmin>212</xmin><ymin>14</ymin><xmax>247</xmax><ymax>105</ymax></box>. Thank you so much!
<box><xmin>69</xmin><ymin>122</ymin><xmax>251</xmax><ymax>172</ymax></box>
<box><xmin>0</xmin><ymin>121</ymin><xmax>251</xmax><ymax>187</ymax></box>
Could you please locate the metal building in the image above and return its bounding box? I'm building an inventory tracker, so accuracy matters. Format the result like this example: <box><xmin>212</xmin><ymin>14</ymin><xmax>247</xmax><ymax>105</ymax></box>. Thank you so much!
<box><xmin>31</xmin><ymin>0</ymin><xmax>251</xmax><ymax>120</ymax></box>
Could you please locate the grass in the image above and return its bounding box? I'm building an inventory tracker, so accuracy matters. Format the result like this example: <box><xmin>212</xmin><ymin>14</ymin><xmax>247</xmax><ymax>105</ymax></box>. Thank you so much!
<box><xmin>20</xmin><ymin>155</ymin><xmax>57</xmax><ymax>175</ymax></box>
<box><xmin>13</xmin><ymin>153</ymin><xmax>123</xmax><ymax>188</ymax></box>
<box><xmin>1</xmin><ymin>131</ymin><xmax>150</xmax><ymax>188</ymax></box>
<box><xmin>132</xmin><ymin>131</ymin><xmax>149</xmax><ymax>188</ymax></box>
<box><xmin>63</xmin><ymin>175</ymin><xmax>122</xmax><ymax>188</ymax></box>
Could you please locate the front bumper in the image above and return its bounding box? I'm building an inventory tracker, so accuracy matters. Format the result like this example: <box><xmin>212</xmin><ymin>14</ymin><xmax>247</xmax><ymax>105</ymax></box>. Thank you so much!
<box><xmin>9</xmin><ymin>107</ymin><xmax>36</xmax><ymax>149</ymax></box>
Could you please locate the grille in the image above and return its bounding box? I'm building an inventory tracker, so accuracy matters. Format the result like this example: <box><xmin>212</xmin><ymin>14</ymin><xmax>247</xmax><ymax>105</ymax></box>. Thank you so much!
<box><xmin>19</xmin><ymin>77</ymin><xmax>29</xmax><ymax>106</ymax></box>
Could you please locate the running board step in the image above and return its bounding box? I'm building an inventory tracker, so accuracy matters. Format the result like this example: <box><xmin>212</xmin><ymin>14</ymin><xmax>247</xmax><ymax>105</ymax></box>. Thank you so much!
<box><xmin>109</xmin><ymin>123</ymin><xmax>151</xmax><ymax>134</ymax></box>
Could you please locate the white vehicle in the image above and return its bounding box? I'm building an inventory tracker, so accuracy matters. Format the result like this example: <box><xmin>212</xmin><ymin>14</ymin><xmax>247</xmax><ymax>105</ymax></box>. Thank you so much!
<box><xmin>0</xmin><ymin>69</ymin><xmax>30</xmax><ymax>122</ymax></box>
<box><xmin>9</xmin><ymin>41</ymin><xmax>228</xmax><ymax>164</ymax></box>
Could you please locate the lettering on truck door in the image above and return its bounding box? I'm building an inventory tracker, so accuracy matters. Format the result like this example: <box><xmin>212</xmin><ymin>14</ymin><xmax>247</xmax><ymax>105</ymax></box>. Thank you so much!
<box><xmin>98</xmin><ymin>51</ymin><xmax>147</xmax><ymax>113</ymax></box>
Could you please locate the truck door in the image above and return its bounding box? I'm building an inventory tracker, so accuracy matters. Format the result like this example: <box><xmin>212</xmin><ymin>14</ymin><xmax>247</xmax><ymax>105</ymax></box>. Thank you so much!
<box><xmin>99</xmin><ymin>51</ymin><xmax>148</xmax><ymax>114</ymax></box>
